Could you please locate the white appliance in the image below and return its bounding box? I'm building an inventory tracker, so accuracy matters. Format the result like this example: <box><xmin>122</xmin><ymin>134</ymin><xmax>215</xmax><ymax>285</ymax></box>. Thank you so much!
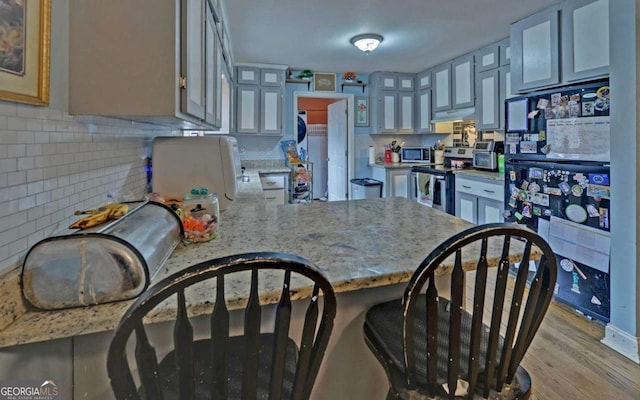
<box><xmin>152</xmin><ymin>136</ymin><xmax>241</xmax><ymax>210</ymax></box>
<box><xmin>297</xmin><ymin>110</ymin><xmax>308</xmax><ymax>152</ymax></box>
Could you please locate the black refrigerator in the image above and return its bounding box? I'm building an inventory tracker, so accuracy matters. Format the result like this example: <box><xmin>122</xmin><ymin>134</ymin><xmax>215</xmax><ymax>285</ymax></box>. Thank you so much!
<box><xmin>503</xmin><ymin>79</ymin><xmax>611</xmax><ymax>322</ymax></box>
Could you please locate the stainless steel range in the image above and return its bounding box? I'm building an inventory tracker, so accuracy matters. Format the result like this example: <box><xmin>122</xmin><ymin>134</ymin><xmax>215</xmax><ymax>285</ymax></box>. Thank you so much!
<box><xmin>410</xmin><ymin>147</ymin><xmax>473</xmax><ymax>215</ymax></box>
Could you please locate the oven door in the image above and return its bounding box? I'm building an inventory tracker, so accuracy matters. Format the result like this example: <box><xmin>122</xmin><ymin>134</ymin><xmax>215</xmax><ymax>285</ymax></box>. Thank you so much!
<box><xmin>415</xmin><ymin>172</ymin><xmax>446</xmax><ymax>212</ymax></box>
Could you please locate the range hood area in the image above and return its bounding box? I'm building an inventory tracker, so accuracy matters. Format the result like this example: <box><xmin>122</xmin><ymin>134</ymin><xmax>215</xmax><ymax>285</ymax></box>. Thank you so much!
<box><xmin>431</xmin><ymin>107</ymin><xmax>476</xmax><ymax>134</ymax></box>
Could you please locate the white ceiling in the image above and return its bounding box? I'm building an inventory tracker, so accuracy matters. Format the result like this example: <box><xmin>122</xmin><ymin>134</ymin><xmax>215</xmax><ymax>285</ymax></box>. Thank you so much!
<box><xmin>223</xmin><ymin>0</ymin><xmax>559</xmax><ymax>74</ymax></box>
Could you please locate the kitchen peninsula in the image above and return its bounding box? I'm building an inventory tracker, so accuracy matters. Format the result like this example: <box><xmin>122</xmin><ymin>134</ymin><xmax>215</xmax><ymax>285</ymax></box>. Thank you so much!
<box><xmin>0</xmin><ymin>167</ymin><xmax>531</xmax><ymax>399</ymax></box>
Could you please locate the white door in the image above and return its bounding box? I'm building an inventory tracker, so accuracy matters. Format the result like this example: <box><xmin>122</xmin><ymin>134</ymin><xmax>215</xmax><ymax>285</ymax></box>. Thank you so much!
<box><xmin>327</xmin><ymin>100</ymin><xmax>348</xmax><ymax>201</ymax></box>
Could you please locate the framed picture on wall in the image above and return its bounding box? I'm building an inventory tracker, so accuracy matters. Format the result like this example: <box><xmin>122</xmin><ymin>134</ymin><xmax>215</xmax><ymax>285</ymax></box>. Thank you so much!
<box><xmin>0</xmin><ymin>0</ymin><xmax>51</xmax><ymax>106</ymax></box>
<box><xmin>313</xmin><ymin>73</ymin><xmax>336</xmax><ymax>92</ymax></box>
<box><xmin>355</xmin><ymin>96</ymin><xmax>369</xmax><ymax>127</ymax></box>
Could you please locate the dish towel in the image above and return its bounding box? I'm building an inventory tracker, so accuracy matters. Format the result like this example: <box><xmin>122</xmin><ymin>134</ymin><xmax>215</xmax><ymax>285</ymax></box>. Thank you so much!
<box><xmin>417</xmin><ymin>172</ymin><xmax>434</xmax><ymax>207</ymax></box>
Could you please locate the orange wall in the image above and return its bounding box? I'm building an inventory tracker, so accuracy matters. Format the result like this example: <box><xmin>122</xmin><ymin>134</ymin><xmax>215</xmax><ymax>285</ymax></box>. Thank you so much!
<box><xmin>298</xmin><ymin>98</ymin><xmax>341</xmax><ymax>124</ymax></box>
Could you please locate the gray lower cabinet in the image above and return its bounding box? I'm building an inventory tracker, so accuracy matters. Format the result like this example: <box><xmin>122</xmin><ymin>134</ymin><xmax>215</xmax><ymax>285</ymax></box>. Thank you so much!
<box><xmin>371</xmin><ymin>166</ymin><xmax>410</xmax><ymax>198</ymax></box>
<box><xmin>455</xmin><ymin>175</ymin><xmax>504</xmax><ymax>224</ymax></box>
<box><xmin>260</xmin><ymin>173</ymin><xmax>288</xmax><ymax>205</ymax></box>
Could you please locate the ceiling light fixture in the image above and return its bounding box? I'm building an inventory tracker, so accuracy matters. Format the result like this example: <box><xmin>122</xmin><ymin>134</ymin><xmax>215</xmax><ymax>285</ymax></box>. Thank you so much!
<box><xmin>350</xmin><ymin>33</ymin><xmax>384</xmax><ymax>54</ymax></box>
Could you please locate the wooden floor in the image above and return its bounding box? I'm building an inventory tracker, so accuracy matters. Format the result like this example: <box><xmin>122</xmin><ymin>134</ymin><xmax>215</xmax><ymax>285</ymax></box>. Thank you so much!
<box><xmin>523</xmin><ymin>300</ymin><xmax>640</xmax><ymax>400</ymax></box>
<box><xmin>466</xmin><ymin>267</ymin><xmax>640</xmax><ymax>400</ymax></box>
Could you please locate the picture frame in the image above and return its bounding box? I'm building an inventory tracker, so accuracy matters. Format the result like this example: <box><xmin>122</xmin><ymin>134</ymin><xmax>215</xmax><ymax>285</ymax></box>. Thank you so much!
<box><xmin>0</xmin><ymin>0</ymin><xmax>51</xmax><ymax>106</ymax></box>
<box><xmin>313</xmin><ymin>72</ymin><xmax>336</xmax><ymax>92</ymax></box>
<box><xmin>355</xmin><ymin>96</ymin><xmax>369</xmax><ymax>127</ymax></box>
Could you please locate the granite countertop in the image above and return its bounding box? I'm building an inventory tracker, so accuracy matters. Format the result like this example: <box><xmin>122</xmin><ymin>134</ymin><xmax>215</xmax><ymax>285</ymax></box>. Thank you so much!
<box><xmin>0</xmin><ymin>167</ymin><xmax>525</xmax><ymax>348</ymax></box>
<box><xmin>453</xmin><ymin>168</ymin><xmax>504</xmax><ymax>182</ymax></box>
<box><xmin>370</xmin><ymin>162</ymin><xmax>430</xmax><ymax>169</ymax></box>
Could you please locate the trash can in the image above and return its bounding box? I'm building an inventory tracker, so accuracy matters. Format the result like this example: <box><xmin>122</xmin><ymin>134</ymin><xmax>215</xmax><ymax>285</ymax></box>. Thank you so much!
<box><xmin>350</xmin><ymin>178</ymin><xmax>383</xmax><ymax>200</ymax></box>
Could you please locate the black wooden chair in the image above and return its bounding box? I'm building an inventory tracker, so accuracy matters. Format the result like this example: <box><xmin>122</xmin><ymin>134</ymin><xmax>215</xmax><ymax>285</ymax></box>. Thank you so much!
<box><xmin>363</xmin><ymin>223</ymin><xmax>557</xmax><ymax>399</ymax></box>
<box><xmin>107</xmin><ymin>252</ymin><xmax>336</xmax><ymax>400</ymax></box>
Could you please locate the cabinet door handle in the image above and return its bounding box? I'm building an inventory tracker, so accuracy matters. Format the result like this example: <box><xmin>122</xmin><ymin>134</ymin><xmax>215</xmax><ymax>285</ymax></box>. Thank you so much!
<box><xmin>483</xmin><ymin>189</ymin><xmax>495</xmax><ymax>193</ymax></box>
<box><xmin>462</xmin><ymin>185</ymin><xmax>472</xmax><ymax>189</ymax></box>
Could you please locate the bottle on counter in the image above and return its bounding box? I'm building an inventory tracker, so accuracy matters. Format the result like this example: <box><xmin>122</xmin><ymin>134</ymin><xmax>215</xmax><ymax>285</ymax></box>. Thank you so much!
<box><xmin>181</xmin><ymin>187</ymin><xmax>219</xmax><ymax>243</ymax></box>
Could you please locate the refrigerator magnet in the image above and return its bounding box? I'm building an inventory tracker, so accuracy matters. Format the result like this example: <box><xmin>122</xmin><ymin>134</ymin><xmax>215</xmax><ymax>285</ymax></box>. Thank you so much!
<box><xmin>588</xmin><ymin>173</ymin><xmax>609</xmax><ymax>185</ymax></box>
<box><xmin>569</xmin><ymin>104</ymin><xmax>581</xmax><ymax>117</ymax></box>
<box><xmin>508</xmin><ymin>197</ymin><xmax>517</xmax><ymax>208</ymax></box>
<box><xmin>587</xmin><ymin>204</ymin><xmax>599</xmax><ymax>217</ymax></box>
<box><xmin>522</xmin><ymin>203</ymin><xmax>532</xmax><ymax>218</ymax></box>
<box><xmin>509</xmin><ymin>171</ymin><xmax>516</xmax><ymax>181</ymax></box>
<box><xmin>520</xmin><ymin>141</ymin><xmax>537</xmax><ymax>153</ymax></box>
<box><xmin>533</xmin><ymin>193</ymin><xmax>549</xmax><ymax>207</ymax></box>
<box><xmin>514</xmin><ymin>211</ymin><xmax>524</xmax><ymax>221</ymax></box>
<box><xmin>533</xmin><ymin>206</ymin><xmax>542</xmax><ymax>216</ymax></box>
<box><xmin>587</xmin><ymin>184</ymin><xmax>610</xmax><ymax>199</ymax></box>
<box><xmin>529</xmin><ymin>167</ymin><xmax>544</xmax><ymax>179</ymax></box>
<box><xmin>520</xmin><ymin>180</ymin><xmax>529</xmax><ymax>190</ymax></box>
<box><xmin>544</xmin><ymin>187</ymin><xmax>562</xmax><ymax>196</ymax></box>
<box><xmin>509</xmin><ymin>183</ymin><xmax>518</xmax><ymax>196</ymax></box>
<box><xmin>518</xmin><ymin>189</ymin><xmax>527</xmax><ymax>201</ymax></box>
<box><xmin>571</xmin><ymin>184</ymin><xmax>583</xmax><ymax>197</ymax></box>
<box><xmin>537</xmin><ymin>98</ymin><xmax>549</xmax><ymax>109</ymax></box>
<box><xmin>582</xmin><ymin>101</ymin><xmax>595</xmax><ymax>116</ymax></box>
<box><xmin>565</xmin><ymin>204</ymin><xmax>588</xmax><ymax>223</ymax></box>
<box><xmin>599</xmin><ymin>208</ymin><xmax>609</xmax><ymax>229</ymax></box>
<box><xmin>559</xmin><ymin>181</ymin><xmax>571</xmax><ymax>195</ymax></box>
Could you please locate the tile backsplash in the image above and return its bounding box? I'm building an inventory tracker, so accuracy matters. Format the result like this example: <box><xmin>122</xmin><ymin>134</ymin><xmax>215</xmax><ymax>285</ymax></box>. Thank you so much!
<box><xmin>0</xmin><ymin>101</ymin><xmax>177</xmax><ymax>275</ymax></box>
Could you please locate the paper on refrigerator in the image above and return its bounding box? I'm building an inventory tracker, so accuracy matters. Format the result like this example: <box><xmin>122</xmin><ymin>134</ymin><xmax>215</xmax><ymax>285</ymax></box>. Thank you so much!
<box><xmin>542</xmin><ymin>216</ymin><xmax>610</xmax><ymax>273</ymax></box>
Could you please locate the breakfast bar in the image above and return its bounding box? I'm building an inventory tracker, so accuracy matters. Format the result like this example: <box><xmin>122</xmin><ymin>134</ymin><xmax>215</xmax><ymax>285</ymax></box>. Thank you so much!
<box><xmin>0</xmin><ymin>168</ymin><xmax>533</xmax><ymax>399</ymax></box>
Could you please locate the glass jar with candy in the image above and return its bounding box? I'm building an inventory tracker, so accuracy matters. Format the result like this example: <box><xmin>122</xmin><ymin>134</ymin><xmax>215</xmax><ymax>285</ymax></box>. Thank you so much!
<box><xmin>181</xmin><ymin>187</ymin><xmax>219</xmax><ymax>243</ymax></box>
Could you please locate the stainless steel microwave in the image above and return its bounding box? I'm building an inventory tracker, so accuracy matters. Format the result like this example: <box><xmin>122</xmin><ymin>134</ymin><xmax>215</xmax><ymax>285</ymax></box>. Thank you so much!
<box><xmin>401</xmin><ymin>147</ymin><xmax>432</xmax><ymax>163</ymax></box>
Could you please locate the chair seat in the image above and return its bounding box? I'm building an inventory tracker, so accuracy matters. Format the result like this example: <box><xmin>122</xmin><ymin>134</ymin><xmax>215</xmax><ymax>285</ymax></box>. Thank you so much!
<box><xmin>364</xmin><ymin>296</ymin><xmax>531</xmax><ymax>399</ymax></box>
<box><xmin>155</xmin><ymin>333</ymin><xmax>299</xmax><ymax>400</ymax></box>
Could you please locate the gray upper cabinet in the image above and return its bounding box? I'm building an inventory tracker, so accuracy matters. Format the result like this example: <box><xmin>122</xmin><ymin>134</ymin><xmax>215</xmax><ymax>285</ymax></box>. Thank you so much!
<box><xmin>499</xmin><ymin>38</ymin><xmax>511</xmax><ymax>66</ymax></box>
<box><xmin>433</xmin><ymin>54</ymin><xmax>475</xmax><ymax>112</ymax></box>
<box><xmin>452</xmin><ymin>53</ymin><xmax>475</xmax><ymax>109</ymax></box>
<box><xmin>475</xmin><ymin>38</ymin><xmax>512</xmax><ymax>131</ymax></box>
<box><xmin>561</xmin><ymin>0</ymin><xmax>610</xmax><ymax>83</ymax></box>
<box><xmin>510</xmin><ymin>4</ymin><xmax>562</xmax><ymax>93</ymax></box>
<box><xmin>369</xmin><ymin>72</ymin><xmax>415</xmax><ymax>134</ymax></box>
<box><xmin>261</xmin><ymin>68</ymin><xmax>285</xmax><ymax>87</ymax></box>
<box><xmin>475</xmin><ymin>69</ymin><xmax>500</xmax><ymax>130</ymax></box>
<box><xmin>69</xmin><ymin>0</ymin><xmax>224</xmax><ymax>130</ymax></box>
<box><xmin>477</xmin><ymin>44</ymin><xmax>500</xmax><ymax>72</ymax></box>
<box><xmin>236</xmin><ymin>66</ymin><xmax>285</xmax><ymax>135</ymax></box>
<box><xmin>511</xmin><ymin>0</ymin><xmax>608</xmax><ymax>93</ymax></box>
<box><xmin>433</xmin><ymin>63</ymin><xmax>452</xmax><ymax>112</ymax></box>
<box><xmin>416</xmin><ymin>69</ymin><xmax>432</xmax><ymax>90</ymax></box>
<box><xmin>237</xmin><ymin>67</ymin><xmax>260</xmax><ymax>85</ymax></box>
<box><xmin>236</xmin><ymin>85</ymin><xmax>260</xmax><ymax>133</ymax></box>
<box><xmin>415</xmin><ymin>88</ymin><xmax>432</xmax><ymax>134</ymax></box>
<box><xmin>416</xmin><ymin>70</ymin><xmax>433</xmax><ymax>133</ymax></box>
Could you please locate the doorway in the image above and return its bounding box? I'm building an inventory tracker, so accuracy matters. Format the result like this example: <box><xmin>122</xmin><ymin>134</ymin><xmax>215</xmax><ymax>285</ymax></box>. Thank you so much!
<box><xmin>293</xmin><ymin>91</ymin><xmax>355</xmax><ymax>201</ymax></box>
